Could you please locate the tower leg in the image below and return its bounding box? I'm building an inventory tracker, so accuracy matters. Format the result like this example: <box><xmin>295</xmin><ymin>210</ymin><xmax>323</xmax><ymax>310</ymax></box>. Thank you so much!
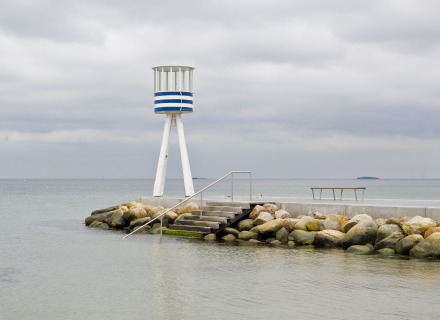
<box><xmin>175</xmin><ymin>114</ymin><xmax>195</xmax><ymax>197</ymax></box>
<box><xmin>153</xmin><ymin>114</ymin><xmax>172</xmax><ymax>197</ymax></box>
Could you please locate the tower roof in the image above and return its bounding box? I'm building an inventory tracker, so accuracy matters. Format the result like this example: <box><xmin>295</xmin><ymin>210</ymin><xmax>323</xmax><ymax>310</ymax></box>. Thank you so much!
<box><xmin>152</xmin><ymin>66</ymin><xmax>195</xmax><ymax>72</ymax></box>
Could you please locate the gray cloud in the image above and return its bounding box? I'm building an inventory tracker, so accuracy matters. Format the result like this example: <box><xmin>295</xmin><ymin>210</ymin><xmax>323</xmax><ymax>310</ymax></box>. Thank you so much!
<box><xmin>1</xmin><ymin>0</ymin><xmax>439</xmax><ymax>179</ymax></box>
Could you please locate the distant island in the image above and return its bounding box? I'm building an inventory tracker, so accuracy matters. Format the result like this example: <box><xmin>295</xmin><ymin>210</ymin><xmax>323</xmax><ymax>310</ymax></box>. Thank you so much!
<box><xmin>357</xmin><ymin>177</ymin><xmax>379</xmax><ymax>179</ymax></box>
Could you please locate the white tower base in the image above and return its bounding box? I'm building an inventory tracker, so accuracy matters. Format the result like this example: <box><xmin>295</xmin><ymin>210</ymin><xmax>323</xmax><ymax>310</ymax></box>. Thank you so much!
<box><xmin>153</xmin><ymin>113</ymin><xmax>195</xmax><ymax>197</ymax></box>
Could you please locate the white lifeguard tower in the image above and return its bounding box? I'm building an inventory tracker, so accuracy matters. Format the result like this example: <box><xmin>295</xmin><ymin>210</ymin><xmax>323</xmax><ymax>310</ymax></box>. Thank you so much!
<box><xmin>152</xmin><ymin>66</ymin><xmax>195</xmax><ymax>197</ymax></box>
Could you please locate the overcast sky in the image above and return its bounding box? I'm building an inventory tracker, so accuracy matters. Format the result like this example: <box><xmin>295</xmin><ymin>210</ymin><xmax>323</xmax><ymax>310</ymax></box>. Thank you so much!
<box><xmin>1</xmin><ymin>0</ymin><xmax>439</xmax><ymax>180</ymax></box>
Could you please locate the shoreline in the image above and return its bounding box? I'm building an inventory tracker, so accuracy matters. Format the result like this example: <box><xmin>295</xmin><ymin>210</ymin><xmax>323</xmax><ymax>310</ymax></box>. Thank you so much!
<box><xmin>85</xmin><ymin>197</ymin><xmax>440</xmax><ymax>259</ymax></box>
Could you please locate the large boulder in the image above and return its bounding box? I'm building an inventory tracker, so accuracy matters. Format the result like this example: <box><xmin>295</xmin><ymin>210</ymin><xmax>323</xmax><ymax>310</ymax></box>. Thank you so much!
<box><xmin>121</xmin><ymin>201</ymin><xmax>138</xmax><ymax>209</ymax></box>
<box><xmin>410</xmin><ymin>233</ymin><xmax>440</xmax><ymax>258</ymax></box>
<box><xmin>263</xmin><ymin>203</ymin><xmax>279</xmax><ymax>214</ymax></box>
<box><xmin>283</xmin><ymin>219</ymin><xmax>300</xmax><ymax>232</ymax></box>
<box><xmin>149</xmin><ymin>206</ymin><xmax>164</xmax><ymax>219</ymax></box>
<box><xmin>204</xmin><ymin>233</ymin><xmax>217</xmax><ymax>241</ymax></box>
<box><xmin>306</xmin><ymin>219</ymin><xmax>321</xmax><ymax>231</ymax></box>
<box><xmin>313</xmin><ymin>212</ymin><xmax>327</xmax><ymax>220</ymax></box>
<box><xmin>141</xmin><ymin>204</ymin><xmax>154</xmax><ymax>214</ymax></box>
<box><xmin>424</xmin><ymin>227</ymin><xmax>440</xmax><ymax>238</ymax></box>
<box><xmin>237</xmin><ymin>219</ymin><xmax>254</xmax><ymax>231</ymax></box>
<box><xmin>290</xmin><ymin>230</ymin><xmax>316</xmax><ymax>245</ymax></box>
<box><xmin>294</xmin><ymin>216</ymin><xmax>314</xmax><ymax>231</ymax></box>
<box><xmin>275</xmin><ymin>227</ymin><xmax>289</xmax><ymax>243</ymax></box>
<box><xmin>319</xmin><ymin>220</ymin><xmax>341</xmax><ymax>231</ymax></box>
<box><xmin>327</xmin><ymin>214</ymin><xmax>349</xmax><ymax>231</ymax></box>
<box><xmin>402</xmin><ymin>216</ymin><xmax>436</xmax><ymax>235</ymax></box>
<box><xmin>374</xmin><ymin>231</ymin><xmax>405</xmax><ymax>251</ymax></box>
<box><xmin>224</xmin><ymin>227</ymin><xmax>240</xmax><ymax>238</ymax></box>
<box><xmin>90</xmin><ymin>205</ymin><xmax>120</xmax><ymax>216</ymax></box>
<box><xmin>395</xmin><ymin>234</ymin><xmax>424</xmax><ymax>255</ymax></box>
<box><xmin>377</xmin><ymin>248</ymin><xmax>396</xmax><ymax>255</ymax></box>
<box><xmin>386</xmin><ymin>217</ymin><xmax>401</xmax><ymax>226</ymax></box>
<box><xmin>274</xmin><ymin>210</ymin><xmax>291</xmax><ymax>220</ymax></box>
<box><xmin>182</xmin><ymin>203</ymin><xmax>199</xmax><ymax>214</ymax></box>
<box><xmin>103</xmin><ymin>207</ymin><xmax>128</xmax><ymax>229</ymax></box>
<box><xmin>346</xmin><ymin>244</ymin><xmax>374</xmax><ymax>255</ymax></box>
<box><xmin>314</xmin><ymin>230</ymin><xmax>345</xmax><ymax>247</ymax></box>
<box><xmin>341</xmin><ymin>219</ymin><xmax>378</xmax><ymax>248</ymax></box>
<box><xmin>376</xmin><ymin>224</ymin><xmax>404</xmax><ymax>244</ymax></box>
<box><xmin>254</xmin><ymin>212</ymin><xmax>274</xmax><ymax>225</ymax></box>
<box><xmin>161</xmin><ymin>210</ymin><xmax>179</xmax><ymax>227</ymax></box>
<box><xmin>343</xmin><ymin>214</ymin><xmax>373</xmax><ymax>233</ymax></box>
<box><xmin>221</xmin><ymin>234</ymin><xmax>236</xmax><ymax>242</ymax></box>
<box><xmin>253</xmin><ymin>219</ymin><xmax>285</xmax><ymax>236</ymax></box>
<box><xmin>123</xmin><ymin>204</ymin><xmax>148</xmax><ymax>222</ymax></box>
<box><xmin>130</xmin><ymin>217</ymin><xmax>151</xmax><ymax>229</ymax></box>
<box><xmin>375</xmin><ymin>218</ymin><xmax>388</xmax><ymax>227</ymax></box>
<box><xmin>249</xmin><ymin>205</ymin><xmax>265</xmax><ymax>220</ymax></box>
<box><xmin>238</xmin><ymin>231</ymin><xmax>259</xmax><ymax>241</ymax></box>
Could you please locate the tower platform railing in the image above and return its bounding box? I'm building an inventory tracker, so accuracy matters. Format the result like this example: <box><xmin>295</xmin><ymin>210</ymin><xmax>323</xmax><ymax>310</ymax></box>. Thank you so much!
<box><xmin>124</xmin><ymin>171</ymin><xmax>252</xmax><ymax>238</ymax></box>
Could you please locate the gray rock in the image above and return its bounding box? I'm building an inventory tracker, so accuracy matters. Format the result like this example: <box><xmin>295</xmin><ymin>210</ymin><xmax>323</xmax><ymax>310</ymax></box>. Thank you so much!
<box><xmin>253</xmin><ymin>219</ymin><xmax>285</xmax><ymax>236</ymax></box>
<box><xmin>346</xmin><ymin>244</ymin><xmax>374</xmax><ymax>255</ymax></box>
<box><xmin>291</xmin><ymin>230</ymin><xmax>316</xmax><ymax>245</ymax></box>
<box><xmin>314</xmin><ymin>230</ymin><xmax>345</xmax><ymax>247</ymax></box>
<box><xmin>275</xmin><ymin>227</ymin><xmax>289</xmax><ymax>243</ymax></box>
<box><xmin>294</xmin><ymin>216</ymin><xmax>314</xmax><ymax>231</ymax></box>
<box><xmin>270</xmin><ymin>240</ymin><xmax>282</xmax><ymax>246</ymax></box>
<box><xmin>377</xmin><ymin>248</ymin><xmax>396</xmax><ymax>255</ymax></box>
<box><xmin>130</xmin><ymin>217</ymin><xmax>151</xmax><ymax>229</ymax></box>
<box><xmin>204</xmin><ymin>233</ymin><xmax>217</xmax><ymax>241</ymax></box>
<box><xmin>319</xmin><ymin>220</ymin><xmax>341</xmax><ymax>231</ymax></box>
<box><xmin>396</xmin><ymin>234</ymin><xmax>424</xmax><ymax>255</ymax></box>
<box><xmin>132</xmin><ymin>225</ymin><xmax>151</xmax><ymax>233</ymax></box>
<box><xmin>224</xmin><ymin>227</ymin><xmax>240</xmax><ymax>238</ymax></box>
<box><xmin>343</xmin><ymin>214</ymin><xmax>373</xmax><ymax>233</ymax></box>
<box><xmin>283</xmin><ymin>219</ymin><xmax>300</xmax><ymax>232</ymax></box>
<box><xmin>341</xmin><ymin>219</ymin><xmax>378</xmax><ymax>248</ymax></box>
<box><xmin>222</xmin><ymin>234</ymin><xmax>237</xmax><ymax>242</ymax></box>
<box><xmin>376</xmin><ymin>224</ymin><xmax>404</xmax><ymax>244</ymax></box>
<box><xmin>402</xmin><ymin>216</ymin><xmax>437</xmax><ymax>235</ymax></box>
<box><xmin>287</xmin><ymin>241</ymin><xmax>296</xmax><ymax>248</ymax></box>
<box><xmin>254</xmin><ymin>212</ymin><xmax>274</xmax><ymax>225</ymax></box>
<box><xmin>238</xmin><ymin>231</ymin><xmax>259</xmax><ymax>241</ymax></box>
<box><xmin>313</xmin><ymin>212</ymin><xmax>327</xmax><ymax>220</ymax></box>
<box><xmin>249</xmin><ymin>205</ymin><xmax>265</xmax><ymax>220</ymax></box>
<box><xmin>375</xmin><ymin>218</ymin><xmax>388</xmax><ymax>227</ymax></box>
<box><xmin>274</xmin><ymin>209</ymin><xmax>291</xmax><ymax>219</ymax></box>
<box><xmin>374</xmin><ymin>231</ymin><xmax>405</xmax><ymax>251</ymax></box>
<box><xmin>91</xmin><ymin>205</ymin><xmax>120</xmax><ymax>216</ymax></box>
<box><xmin>237</xmin><ymin>219</ymin><xmax>255</xmax><ymax>231</ymax></box>
<box><xmin>410</xmin><ymin>233</ymin><xmax>440</xmax><ymax>258</ymax></box>
<box><xmin>105</xmin><ymin>208</ymin><xmax>128</xmax><ymax>229</ymax></box>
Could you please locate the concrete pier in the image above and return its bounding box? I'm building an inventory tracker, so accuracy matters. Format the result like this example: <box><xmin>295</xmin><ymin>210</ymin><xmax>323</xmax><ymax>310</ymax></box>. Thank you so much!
<box><xmin>138</xmin><ymin>196</ymin><xmax>440</xmax><ymax>220</ymax></box>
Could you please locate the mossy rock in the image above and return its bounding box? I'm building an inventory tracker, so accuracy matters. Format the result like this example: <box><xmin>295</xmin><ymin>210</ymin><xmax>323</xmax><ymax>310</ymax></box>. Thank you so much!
<box><xmin>163</xmin><ymin>229</ymin><xmax>203</xmax><ymax>239</ymax></box>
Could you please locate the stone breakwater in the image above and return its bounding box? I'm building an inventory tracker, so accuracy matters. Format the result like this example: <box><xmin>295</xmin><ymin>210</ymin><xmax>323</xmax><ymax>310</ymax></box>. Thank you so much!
<box><xmin>85</xmin><ymin>202</ymin><xmax>440</xmax><ymax>259</ymax></box>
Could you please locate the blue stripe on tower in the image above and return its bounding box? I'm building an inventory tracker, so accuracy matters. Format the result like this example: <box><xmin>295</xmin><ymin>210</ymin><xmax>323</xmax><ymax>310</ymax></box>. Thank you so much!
<box><xmin>154</xmin><ymin>99</ymin><xmax>193</xmax><ymax>104</ymax></box>
<box><xmin>154</xmin><ymin>92</ymin><xmax>193</xmax><ymax>97</ymax></box>
<box><xmin>154</xmin><ymin>107</ymin><xmax>193</xmax><ymax>112</ymax></box>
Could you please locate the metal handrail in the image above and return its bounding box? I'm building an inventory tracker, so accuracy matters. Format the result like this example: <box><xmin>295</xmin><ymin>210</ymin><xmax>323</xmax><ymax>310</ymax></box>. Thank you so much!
<box><xmin>124</xmin><ymin>171</ymin><xmax>252</xmax><ymax>238</ymax></box>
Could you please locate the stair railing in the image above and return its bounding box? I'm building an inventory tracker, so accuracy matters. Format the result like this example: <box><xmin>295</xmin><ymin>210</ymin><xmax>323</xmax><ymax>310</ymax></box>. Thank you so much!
<box><xmin>124</xmin><ymin>171</ymin><xmax>252</xmax><ymax>238</ymax></box>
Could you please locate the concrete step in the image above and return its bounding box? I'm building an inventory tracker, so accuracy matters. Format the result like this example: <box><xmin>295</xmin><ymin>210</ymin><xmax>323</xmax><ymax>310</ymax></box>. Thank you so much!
<box><xmin>175</xmin><ymin>219</ymin><xmax>221</xmax><ymax>229</ymax></box>
<box><xmin>182</xmin><ymin>215</ymin><xmax>228</xmax><ymax>224</ymax></box>
<box><xmin>200</xmin><ymin>206</ymin><xmax>243</xmax><ymax>213</ymax></box>
<box><xmin>192</xmin><ymin>210</ymin><xmax>237</xmax><ymax>219</ymax></box>
<box><xmin>168</xmin><ymin>224</ymin><xmax>212</xmax><ymax>233</ymax></box>
<box><xmin>206</xmin><ymin>201</ymin><xmax>250</xmax><ymax>209</ymax></box>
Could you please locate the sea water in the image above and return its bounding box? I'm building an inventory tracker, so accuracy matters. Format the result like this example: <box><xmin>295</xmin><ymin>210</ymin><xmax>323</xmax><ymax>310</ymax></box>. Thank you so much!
<box><xmin>1</xmin><ymin>179</ymin><xmax>440</xmax><ymax>320</ymax></box>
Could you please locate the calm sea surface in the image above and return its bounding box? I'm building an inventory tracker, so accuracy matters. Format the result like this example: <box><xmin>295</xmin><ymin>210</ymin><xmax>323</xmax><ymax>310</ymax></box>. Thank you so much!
<box><xmin>1</xmin><ymin>179</ymin><xmax>440</xmax><ymax>319</ymax></box>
